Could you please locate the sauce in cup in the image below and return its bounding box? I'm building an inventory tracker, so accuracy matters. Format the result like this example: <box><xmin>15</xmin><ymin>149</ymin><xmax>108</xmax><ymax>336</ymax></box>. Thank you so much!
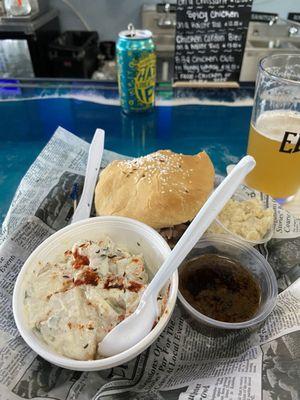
<box><xmin>179</xmin><ymin>254</ymin><xmax>261</xmax><ymax>323</ymax></box>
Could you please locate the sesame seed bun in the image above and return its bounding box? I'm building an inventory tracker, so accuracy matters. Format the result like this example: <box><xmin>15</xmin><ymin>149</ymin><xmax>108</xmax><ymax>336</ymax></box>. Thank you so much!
<box><xmin>94</xmin><ymin>150</ymin><xmax>215</xmax><ymax>229</ymax></box>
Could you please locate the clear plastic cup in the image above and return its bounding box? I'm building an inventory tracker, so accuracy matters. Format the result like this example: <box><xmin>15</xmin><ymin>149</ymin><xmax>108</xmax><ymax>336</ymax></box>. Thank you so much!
<box><xmin>207</xmin><ymin>190</ymin><xmax>274</xmax><ymax>246</ymax></box>
<box><xmin>178</xmin><ymin>234</ymin><xmax>277</xmax><ymax>336</ymax></box>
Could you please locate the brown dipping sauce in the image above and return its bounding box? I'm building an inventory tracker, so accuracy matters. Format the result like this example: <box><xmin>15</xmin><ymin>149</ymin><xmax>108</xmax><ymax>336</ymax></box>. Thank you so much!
<box><xmin>179</xmin><ymin>254</ymin><xmax>261</xmax><ymax>323</ymax></box>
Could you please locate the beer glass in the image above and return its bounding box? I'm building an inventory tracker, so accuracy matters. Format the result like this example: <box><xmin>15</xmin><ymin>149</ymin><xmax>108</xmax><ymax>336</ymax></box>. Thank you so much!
<box><xmin>245</xmin><ymin>54</ymin><xmax>300</xmax><ymax>202</ymax></box>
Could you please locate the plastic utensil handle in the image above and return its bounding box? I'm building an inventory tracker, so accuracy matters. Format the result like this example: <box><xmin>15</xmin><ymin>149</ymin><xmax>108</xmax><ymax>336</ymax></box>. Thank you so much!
<box><xmin>144</xmin><ymin>155</ymin><xmax>256</xmax><ymax>303</ymax></box>
<box><xmin>72</xmin><ymin>129</ymin><xmax>105</xmax><ymax>224</ymax></box>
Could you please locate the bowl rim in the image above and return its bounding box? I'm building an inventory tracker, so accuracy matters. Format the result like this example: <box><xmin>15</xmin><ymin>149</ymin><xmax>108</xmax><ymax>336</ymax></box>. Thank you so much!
<box><xmin>214</xmin><ymin>190</ymin><xmax>274</xmax><ymax>245</ymax></box>
<box><xmin>178</xmin><ymin>234</ymin><xmax>278</xmax><ymax>329</ymax></box>
<box><xmin>13</xmin><ymin>215</ymin><xmax>178</xmax><ymax>371</ymax></box>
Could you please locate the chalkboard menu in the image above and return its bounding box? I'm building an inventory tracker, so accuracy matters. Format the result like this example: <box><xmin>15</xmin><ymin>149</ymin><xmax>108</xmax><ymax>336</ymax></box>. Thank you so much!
<box><xmin>174</xmin><ymin>0</ymin><xmax>253</xmax><ymax>83</ymax></box>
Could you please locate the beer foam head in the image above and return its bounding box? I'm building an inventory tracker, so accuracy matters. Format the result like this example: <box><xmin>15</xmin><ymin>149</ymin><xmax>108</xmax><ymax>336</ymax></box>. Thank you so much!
<box><xmin>256</xmin><ymin>110</ymin><xmax>300</xmax><ymax>143</ymax></box>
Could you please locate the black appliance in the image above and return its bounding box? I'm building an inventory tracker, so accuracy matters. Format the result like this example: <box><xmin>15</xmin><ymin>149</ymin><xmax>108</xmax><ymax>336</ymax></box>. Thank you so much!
<box><xmin>0</xmin><ymin>9</ymin><xmax>60</xmax><ymax>77</ymax></box>
<box><xmin>48</xmin><ymin>31</ymin><xmax>99</xmax><ymax>79</ymax></box>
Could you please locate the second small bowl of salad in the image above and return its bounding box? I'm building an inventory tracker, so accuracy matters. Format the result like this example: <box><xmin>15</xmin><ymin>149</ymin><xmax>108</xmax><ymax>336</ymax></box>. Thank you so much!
<box><xmin>207</xmin><ymin>189</ymin><xmax>274</xmax><ymax>246</ymax></box>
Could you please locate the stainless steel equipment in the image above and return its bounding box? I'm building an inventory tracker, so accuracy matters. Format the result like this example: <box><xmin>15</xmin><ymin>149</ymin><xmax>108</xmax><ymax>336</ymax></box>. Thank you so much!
<box><xmin>142</xmin><ymin>3</ymin><xmax>175</xmax><ymax>82</ymax></box>
<box><xmin>157</xmin><ymin>3</ymin><xmax>176</xmax><ymax>28</ymax></box>
<box><xmin>240</xmin><ymin>18</ymin><xmax>300</xmax><ymax>81</ymax></box>
<box><xmin>0</xmin><ymin>1</ymin><xmax>5</xmax><ymax>16</ymax></box>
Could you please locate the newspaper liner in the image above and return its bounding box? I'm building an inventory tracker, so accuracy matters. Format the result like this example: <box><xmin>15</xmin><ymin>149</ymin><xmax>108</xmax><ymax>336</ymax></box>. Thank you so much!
<box><xmin>0</xmin><ymin>127</ymin><xmax>299</xmax><ymax>400</ymax></box>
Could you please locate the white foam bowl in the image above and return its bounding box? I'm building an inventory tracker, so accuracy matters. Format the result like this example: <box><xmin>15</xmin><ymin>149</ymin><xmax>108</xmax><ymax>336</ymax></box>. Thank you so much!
<box><xmin>13</xmin><ymin>216</ymin><xmax>178</xmax><ymax>371</ymax></box>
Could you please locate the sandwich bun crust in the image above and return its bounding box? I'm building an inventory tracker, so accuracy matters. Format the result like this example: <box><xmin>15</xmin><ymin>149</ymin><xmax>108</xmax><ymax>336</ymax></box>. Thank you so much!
<box><xmin>95</xmin><ymin>150</ymin><xmax>215</xmax><ymax>229</ymax></box>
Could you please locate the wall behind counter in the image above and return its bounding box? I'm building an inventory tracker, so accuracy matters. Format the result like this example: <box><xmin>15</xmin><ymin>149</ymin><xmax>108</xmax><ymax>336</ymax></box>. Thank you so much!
<box><xmin>49</xmin><ymin>0</ymin><xmax>143</xmax><ymax>40</ymax></box>
<box><xmin>49</xmin><ymin>0</ymin><xmax>300</xmax><ymax>41</ymax></box>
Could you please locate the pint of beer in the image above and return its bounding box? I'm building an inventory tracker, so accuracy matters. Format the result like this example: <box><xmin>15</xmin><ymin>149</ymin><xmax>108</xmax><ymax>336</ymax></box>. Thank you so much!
<box><xmin>245</xmin><ymin>55</ymin><xmax>300</xmax><ymax>202</ymax></box>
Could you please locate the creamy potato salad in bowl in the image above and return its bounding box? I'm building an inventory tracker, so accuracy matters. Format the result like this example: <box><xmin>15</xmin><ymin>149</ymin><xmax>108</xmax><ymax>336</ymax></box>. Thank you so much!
<box><xmin>13</xmin><ymin>216</ymin><xmax>178</xmax><ymax>371</ymax></box>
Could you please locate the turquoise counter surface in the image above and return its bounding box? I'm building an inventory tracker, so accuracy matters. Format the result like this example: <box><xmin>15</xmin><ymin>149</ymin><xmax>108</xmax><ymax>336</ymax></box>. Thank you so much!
<box><xmin>0</xmin><ymin>82</ymin><xmax>254</xmax><ymax>222</ymax></box>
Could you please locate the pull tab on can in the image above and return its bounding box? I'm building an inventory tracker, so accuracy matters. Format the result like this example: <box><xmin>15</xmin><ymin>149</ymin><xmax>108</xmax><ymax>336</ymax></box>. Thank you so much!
<box><xmin>127</xmin><ymin>23</ymin><xmax>136</xmax><ymax>37</ymax></box>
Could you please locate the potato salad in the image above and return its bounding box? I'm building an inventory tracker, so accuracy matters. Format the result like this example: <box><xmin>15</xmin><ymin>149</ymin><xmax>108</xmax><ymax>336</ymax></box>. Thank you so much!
<box><xmin>23</xmin><ymin>237</ymin><xmax>149</xmax><ymax>360</ymax></box>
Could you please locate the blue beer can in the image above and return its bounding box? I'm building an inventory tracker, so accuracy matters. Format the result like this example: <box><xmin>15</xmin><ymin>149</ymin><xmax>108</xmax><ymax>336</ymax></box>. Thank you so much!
<box><xmin>117</xmin><ymin>24</ymin><xmax>156</xmax><ymax>113</ymax></box>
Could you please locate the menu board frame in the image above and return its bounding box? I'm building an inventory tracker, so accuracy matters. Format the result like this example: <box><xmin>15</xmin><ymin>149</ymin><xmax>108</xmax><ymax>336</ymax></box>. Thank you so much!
<box><xmin>173</xmin><ymin>0</ymin><xmax>253</xmax><ymax>86</ymax></box>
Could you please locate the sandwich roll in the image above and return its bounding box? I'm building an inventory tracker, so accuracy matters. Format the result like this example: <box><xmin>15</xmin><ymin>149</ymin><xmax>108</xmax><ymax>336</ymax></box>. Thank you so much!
<box><xmin>95</xmin><ymin>150</ymin><xmax>215</xmax><ymax>230</ymax></box>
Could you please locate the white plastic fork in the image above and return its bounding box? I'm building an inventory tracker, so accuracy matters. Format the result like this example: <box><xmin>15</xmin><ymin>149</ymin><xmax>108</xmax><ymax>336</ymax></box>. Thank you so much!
<box><xmin>98</xmin><ymin>155</ymin><xmax>256</xmax><ymax>357</ymax></box>
<box><xmin>72</xmin><ymin>129</ymin><xmax>105</xmax><ymax>223</ymax></box>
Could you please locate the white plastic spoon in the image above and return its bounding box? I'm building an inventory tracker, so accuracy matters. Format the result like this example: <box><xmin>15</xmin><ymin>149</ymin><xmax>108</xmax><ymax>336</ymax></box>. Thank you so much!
<box><xmin>99</xmin><ymin>155</ymin><xmax>256</xmax><ymax>357</ymax></box>
<box><xmin>72</xmin><ymin>129</ymin><xmax>105</xmax><ymax>223</ymax></box>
